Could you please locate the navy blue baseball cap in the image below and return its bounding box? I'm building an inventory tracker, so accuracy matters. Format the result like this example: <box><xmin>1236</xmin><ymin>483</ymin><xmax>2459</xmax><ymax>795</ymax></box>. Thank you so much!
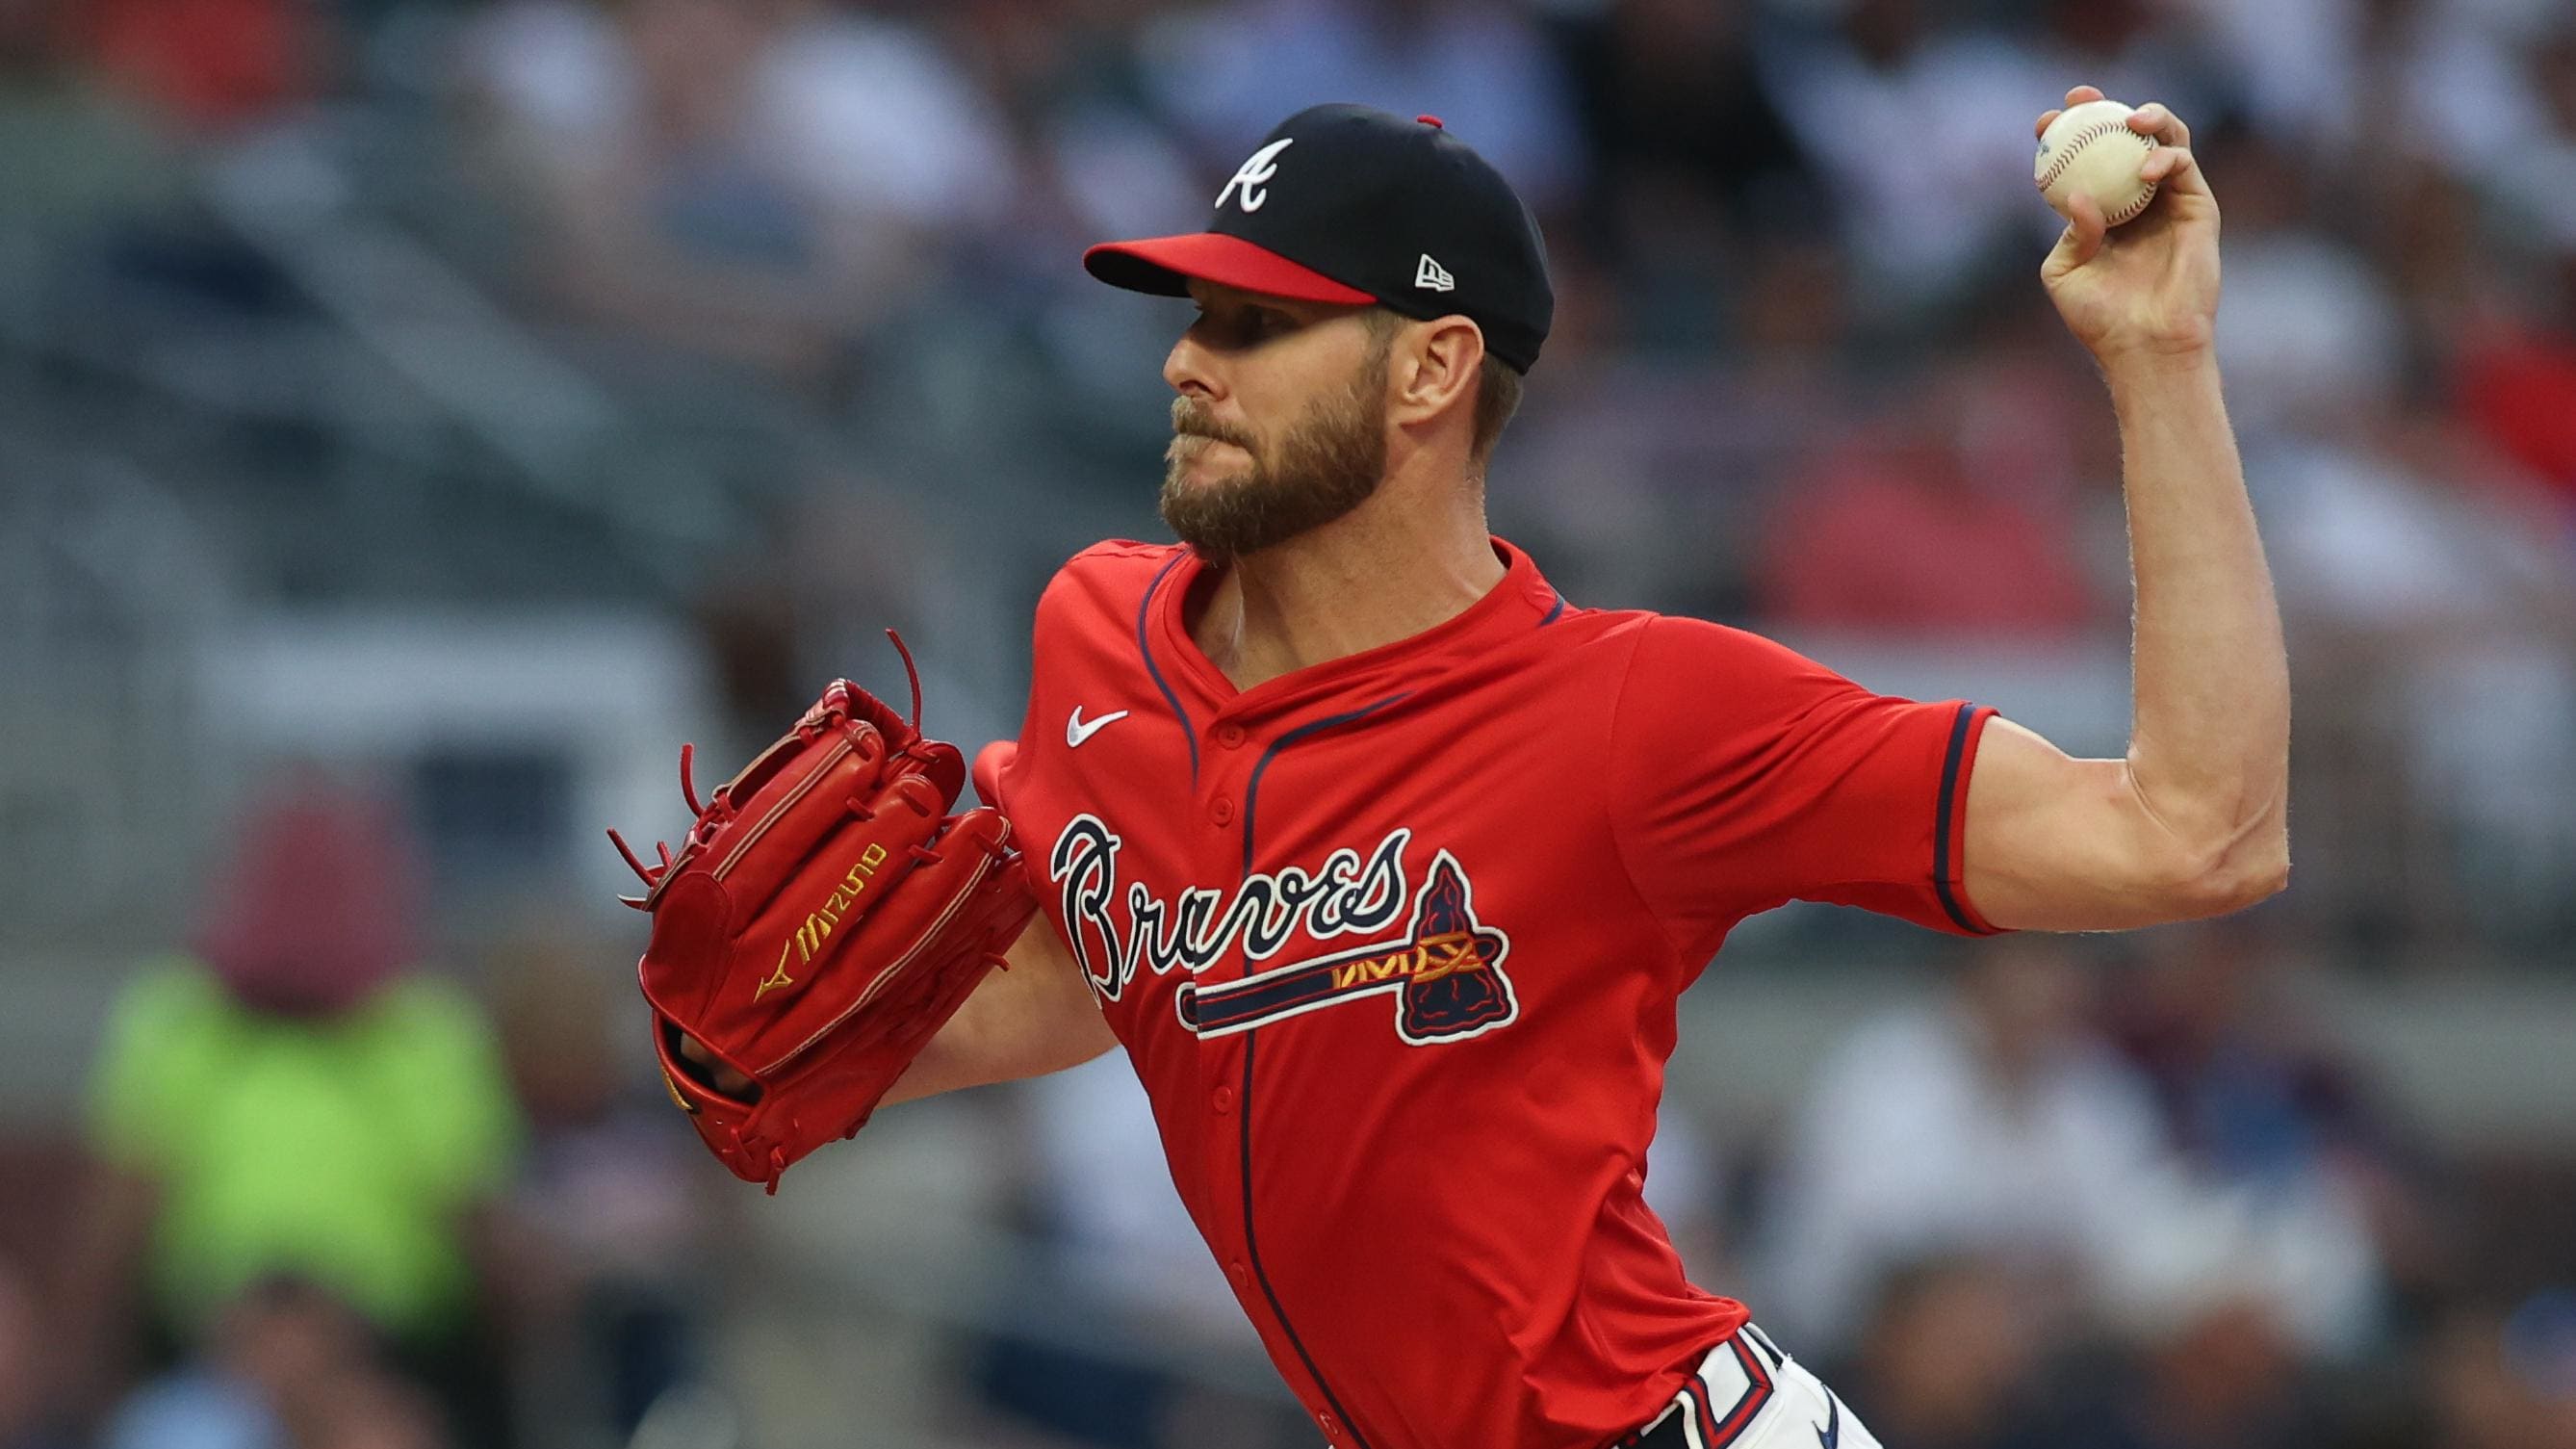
<box><xmin>1084</xmin><ymin>104</ymin><xmax>1555</xmax><ymax>373</ymax></box>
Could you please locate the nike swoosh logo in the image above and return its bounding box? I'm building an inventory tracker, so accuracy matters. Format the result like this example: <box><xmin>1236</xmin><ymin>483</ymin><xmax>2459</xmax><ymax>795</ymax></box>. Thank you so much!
<box><xmin>1067</xmin><ymin>707</ymin><xmax>1130</xmax><ymax>748</ymax></box>
<box><xmin>1816</xmin><ymin>1392</ymin><xmax>1841</xmax><ymax>1449</ymax></box>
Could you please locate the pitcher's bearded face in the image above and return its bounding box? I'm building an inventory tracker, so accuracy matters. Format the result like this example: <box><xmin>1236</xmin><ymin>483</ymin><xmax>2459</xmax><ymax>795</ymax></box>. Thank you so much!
<box><xmin>1159</xmin><ymin>294</ymin><xmax>1394</xmax><ymax>558</ymax></box>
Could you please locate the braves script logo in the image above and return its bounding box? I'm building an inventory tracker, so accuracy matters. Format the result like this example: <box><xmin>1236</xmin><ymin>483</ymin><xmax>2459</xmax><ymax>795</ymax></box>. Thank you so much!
<box><xmin>1047</xmin><ymin>815</ymin><xmax>1517</xmax><ymax>1045</ymax></box>
<box><xmin>1216</xmin><ymin>138</ymin><xmax>1294</xmax><ymax>214</ymax></box>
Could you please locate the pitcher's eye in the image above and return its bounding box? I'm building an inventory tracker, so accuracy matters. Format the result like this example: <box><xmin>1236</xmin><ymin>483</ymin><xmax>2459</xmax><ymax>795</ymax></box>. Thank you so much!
<box><xmin>1191</xmin><ymin>304</ymin><xmax>1294</xmax><ymax>349</ymax></box>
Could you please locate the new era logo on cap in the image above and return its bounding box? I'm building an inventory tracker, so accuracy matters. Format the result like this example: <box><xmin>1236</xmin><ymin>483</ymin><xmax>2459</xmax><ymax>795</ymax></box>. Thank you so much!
<box><xmin>1080</xmin><ymin>104</ymin><xmax>1555</xmax><ymax>372</ymax></box>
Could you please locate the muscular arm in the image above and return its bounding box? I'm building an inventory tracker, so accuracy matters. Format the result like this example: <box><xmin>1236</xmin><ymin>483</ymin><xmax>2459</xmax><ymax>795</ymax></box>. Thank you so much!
<box><xmin>1960</xmin><ymin>92</ymin><xmax>2289</xmax><ymax>932</ymax></box>
<box><xmin>677</xmin><ymin>912</ymin><xmax>1116</xmax><ymax>1102</ymax></box>
<box><xmin>881</xmin><ymin>912</ymin><xmax>1117</xmax><ymax>1104</ymax></box>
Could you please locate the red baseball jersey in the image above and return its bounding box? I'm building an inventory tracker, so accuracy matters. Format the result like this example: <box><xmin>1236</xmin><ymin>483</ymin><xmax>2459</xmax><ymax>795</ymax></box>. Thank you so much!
<box><xmin>982</xmin><ymin>537</ymin><xmax>1999</xmax><ymax>1449</ymax></box>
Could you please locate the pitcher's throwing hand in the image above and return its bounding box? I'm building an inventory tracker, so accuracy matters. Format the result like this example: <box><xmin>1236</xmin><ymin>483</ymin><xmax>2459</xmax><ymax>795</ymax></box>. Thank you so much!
<box><xmin>2034</xmin><ymin>85</ymin><xmax>2222</xmax><ymax>364</ymax></box>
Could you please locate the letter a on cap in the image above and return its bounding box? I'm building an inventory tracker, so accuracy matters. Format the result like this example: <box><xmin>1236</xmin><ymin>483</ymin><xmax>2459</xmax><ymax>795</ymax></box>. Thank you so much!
<box><xmin>1415</xmin><ymin>254</ymin><xmax>1455</xmax><ymax>292</ymax></box>
<box><xmin>1218</xmin><ymin>139</ymin><xmax>1296</xmax><ymax>214</ymax></box>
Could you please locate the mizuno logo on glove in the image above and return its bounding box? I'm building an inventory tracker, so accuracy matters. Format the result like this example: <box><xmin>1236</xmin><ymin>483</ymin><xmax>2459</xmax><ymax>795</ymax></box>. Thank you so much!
<box><xmin>757</xmin><ymin>841</ymin><xmax>890</xmax><ymax>1001</ymax></box>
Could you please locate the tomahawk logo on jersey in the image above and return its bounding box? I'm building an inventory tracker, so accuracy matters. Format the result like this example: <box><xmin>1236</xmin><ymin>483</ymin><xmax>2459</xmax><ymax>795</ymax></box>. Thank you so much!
<box><xmin>1173</xmin><ymin>849</ymin><xmax>1514</xmax><ymax>1044</ymax></box>
<box><xmin>1047</xmin><ymin>812</ymin><xmax>1516</xmax><ymax>1043</ymax></box>
<box><xmin>981</xmin><ymin>537</ymin><xmax>1996</xmax><ymax>1449</ymax></box>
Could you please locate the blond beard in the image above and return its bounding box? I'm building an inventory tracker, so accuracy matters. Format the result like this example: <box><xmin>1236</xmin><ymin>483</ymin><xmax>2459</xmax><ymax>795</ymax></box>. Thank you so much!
<box><xmin>1160</xmin><ymin>341</ymin><xmax>1392</xmax><ymax>558</ymax></box>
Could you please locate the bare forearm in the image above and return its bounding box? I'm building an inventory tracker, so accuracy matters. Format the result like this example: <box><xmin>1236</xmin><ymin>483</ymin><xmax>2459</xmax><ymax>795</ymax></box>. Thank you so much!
<box><xmin>2109</xmin><ymin>351</ymin><xmax>2289</xmax><ymax>852</ymax></box>
<box><xmin>883</xmin><ymin>916</ymin><xmax>1116</xmax><ymax>1105</ymax></box>
<box><xmin>673</xmin><ymin>917</ymin><xmax>1116</xmax><ymax>1106</ymax></box>
<box><xmin>1970</xmin><ymin>91</ymin><xmax>2285</xmax><ymax>925</ymax></box>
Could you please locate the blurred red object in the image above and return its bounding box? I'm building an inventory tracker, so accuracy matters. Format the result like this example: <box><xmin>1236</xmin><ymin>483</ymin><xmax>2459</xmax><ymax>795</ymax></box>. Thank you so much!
<box><xmin>1758</xmin><ymin>436</ymin><xmax>2099</xmax><ymax>637</ymax></box>
<box><xmin>78</xmin><ymin>0</ymin><xmax>319</xmax><ymax>132</ymax></box>
<box><xmin>194</xmin><ymin>780</ymin><xmax>424</xmax><ymax>1017</ymax></box>
<box><xmin>2459</xmin><ymin>327</ymin><xmax>2576</xmax><ymax>501</ymax></box>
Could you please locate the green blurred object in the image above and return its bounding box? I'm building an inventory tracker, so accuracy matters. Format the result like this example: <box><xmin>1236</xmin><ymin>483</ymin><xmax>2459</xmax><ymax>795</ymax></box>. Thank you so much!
<box><xmin>84</xmin><ymin>958</ymin><xmax>523</xmax><ymax>1343</ymax></box>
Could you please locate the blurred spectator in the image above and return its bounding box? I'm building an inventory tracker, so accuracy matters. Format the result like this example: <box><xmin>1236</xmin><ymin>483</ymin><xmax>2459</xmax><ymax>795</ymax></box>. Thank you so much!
<box><xmin>2026</xmin><ymin>0</ymin><xmax>2218</xmax><ymax>109</ymax></box>
<box><xmin>749</xmin><ymin>0</ymin><xmax>1014</xmax><ymax>233</ymax></box>
<box><xmin>2451</xmin><ymin>21</ymin><xmax>2576</xmax><ymax>506</ymax></box>
<box><xmin>1543</xmin><ymin>0</ymin><xmax>1822</xmax><ymax>346</ymax></box>
<box><xmin>1753</xmin><ymin>936</ymin><xmax>2177</xmax><ymax>1353</ymax></box>
<box><xmin>57</xmin><ymin>780</ymin><xmax>524</xmax><ymax>1444</ymax></box>
<box><xmin>464</xmin><ymin>0</ymin><xmax>1009</xmax><ymax>380</ymax></box>
<box><xmin>2203</xmin><ymin>123</ymin><xmax>2407</xmax><ymax>438</ymax></box>
<box><xmin>0</xmin><ymin>1257</ymin><xmax>75</xmax><ymax>1449</ymax></box>
<box><xmin>2254</xmin><ymin>420</ymin><xmax>2576</xmax><ymax>946</ymax></box>
<box><xmin>1144</xmin><ymin>0</ymin><xmax>1584</xmax><ymax>217</ymax></box>
<box><xmin>1754</xmin><ymin>351</ymin><xmax>2105</xmax><ymax>638</ymax></box>
<box><xmin>2456</xmin><ymin>313</ymin><xmax>2576</xmax><ymax>507</ymax></box>
<box><xmin>2047</xmin><ymin>1292</ymin><xmax>2333</xmax><ymax>1449</ymax></box>
<box><xmin>2178</xmin><ymin>0</ymin><xmax>2528</xmax><ymax>175</ymax></box>
<box><xmin>2492</xmin><ymin>1291</ymin><xmax>2576</xmax><ymax>1449</ymax></box>
<box><xmin>2108</xmin><ymin>919</ymin><xmax>2413</xmax><ymax>1358</ymax></box>
<box><xmin>2183</xmin><ymin>75</ymin><xmax>2576</xmax><ymax>948</ymax></box>
<box><xmin>74</xmin><ymin>0</ymin><xmax>328</xmax><ymax>135</ymax></box>
<box><xmin>924</xmin><ymin>0</ymin><xmax>1220</xmax><ymax>419</ymax></box>
<box><xmin>487</xmin><ymin>930</ymin><xmax>717</xmax><ymax>1440</ymax></box>
<box><xmin>2421</xmin><ymin>1295</ymin><xmax>2576</xmax><ymax>1449</ymax></box>
<box><xmin>296</xmin><ymin>1375</ymin><xmax>451</xmax><ymax>1449</ymax></box>
<box><xmin>0</xmin><ymin>0</ymin><xmax>292</xmax><ymax>334</ymax></box>
<box><xmin>969</xmin><ymin>1054</ymin><xmax>1308</xmax><ymax>1448</ymax></box>
<box><xmin>0</xmin><ymin>0</ymin><xmax>187</xmax><ymax>230</ymax></box>
<box><xmin>105</xmin><ymin>1276</ymin><xmax>453</xmax><ymax>1449</ymax></box>
<box><xmin>2397</xmin><ymin>0</ymin><xmax>2573</xmax><ymax>214</ymax></box>
<box><xmin>1752</xmin><ymin>0</ymin><xmax>2053</xmax><ymax>319</ymax></box>
<box><xmin>935</xmin><ymin>0</ymin><xmax>1201</xmax><ymax>257</ymax></box>
<box><xmin>1841</xmin><ymin>1255</ymin><xmax>2050</xmax><ymax>1449</ymax></box>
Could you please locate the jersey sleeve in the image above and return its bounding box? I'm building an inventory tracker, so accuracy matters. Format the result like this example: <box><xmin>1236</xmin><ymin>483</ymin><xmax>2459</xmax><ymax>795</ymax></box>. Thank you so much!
<box><xmin>972</xmin><ymin>740</ymin><xmax>1018</xmax><ymax>815</ymax></box>
<box><xmin>995</xmin><ymin>538</ymin><xmax>1179</xmax><ymax>812</ymax></box>
<box><xmin>1609</xmin><ymin>616</ymin><xmax>2000</xmax><ymax>957</ymax></box>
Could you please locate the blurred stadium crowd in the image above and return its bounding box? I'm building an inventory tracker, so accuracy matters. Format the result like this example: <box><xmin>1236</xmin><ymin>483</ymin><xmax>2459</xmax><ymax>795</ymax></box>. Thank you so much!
<box><xmin>2</xmin><ymin>0</ymin><xmax>2575</xmax><ymax>1446</ymax></box>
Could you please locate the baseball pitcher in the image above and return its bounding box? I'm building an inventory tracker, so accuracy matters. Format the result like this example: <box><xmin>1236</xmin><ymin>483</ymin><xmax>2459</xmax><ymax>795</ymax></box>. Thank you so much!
<box><xmin>619</xmin><ymin>90</ymin><xmax>2280</xmax><ymax>1449</ymax></box>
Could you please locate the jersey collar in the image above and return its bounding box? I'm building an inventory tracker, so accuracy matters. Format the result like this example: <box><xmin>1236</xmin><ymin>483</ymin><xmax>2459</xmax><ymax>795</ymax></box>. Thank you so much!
<box><xmin>1151</xmin><ymin>535</ymin><xmax>1562</xmax><ymax>720</ymax></box>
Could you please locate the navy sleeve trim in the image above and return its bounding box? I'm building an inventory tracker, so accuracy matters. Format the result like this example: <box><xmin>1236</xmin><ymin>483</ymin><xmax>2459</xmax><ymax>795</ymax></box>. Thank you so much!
<box><xmin>1930</xmin><ymin>703</ymin><xmax>1997</xmax><ymax>935</ymax></box>
<box><xmin>1136</xmin><ymin>553</ymin><xmax>1198</xmax><ymax>786</ymax></box>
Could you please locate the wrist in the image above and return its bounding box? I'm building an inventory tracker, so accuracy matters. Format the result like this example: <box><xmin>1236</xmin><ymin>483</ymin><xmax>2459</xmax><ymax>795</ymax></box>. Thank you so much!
<box><xmin>2096</xmin><ymin>334</ymin><xmax>2217</xmax><ymax>379</ymax></box>
<box><xmin>2101</xmin><ymin>344</ymin><xmax>2222</xmax><ymax>406</ymax></box>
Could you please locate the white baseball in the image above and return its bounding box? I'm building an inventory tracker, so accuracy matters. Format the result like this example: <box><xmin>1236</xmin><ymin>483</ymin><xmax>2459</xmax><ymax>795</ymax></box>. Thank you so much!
<box><xmin>2034</xmin><ymin>98</ymin><xmax>2159</xmax><ymax>226</ymax></box>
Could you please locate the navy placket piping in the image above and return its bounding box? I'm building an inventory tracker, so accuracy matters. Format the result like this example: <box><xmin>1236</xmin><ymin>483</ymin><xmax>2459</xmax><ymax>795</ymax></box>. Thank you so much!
<box><xmin>1235</xmin><ymin>690</ymin><xmax>1407</xmax><ymax>1449</ymax></box>
<box><xmin>1137</xmin><ymin>553</ymin><xmax>1200</xmax><ymax>786</ymax></box>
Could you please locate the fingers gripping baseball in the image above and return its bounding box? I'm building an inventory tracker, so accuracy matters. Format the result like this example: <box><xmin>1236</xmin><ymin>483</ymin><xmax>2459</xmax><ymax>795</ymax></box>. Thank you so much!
<box><xmin>2033</xmin><ymin>86</ymin><xmax>2222</xmax><ymax>363</ymax></box>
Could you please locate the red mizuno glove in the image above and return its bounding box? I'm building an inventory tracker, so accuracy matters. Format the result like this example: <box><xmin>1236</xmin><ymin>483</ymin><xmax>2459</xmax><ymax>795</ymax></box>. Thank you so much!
<box><xmin>609</xmin><ymin>639</ymin><xmax>1033</xmax><ymax>1191</ymax></box>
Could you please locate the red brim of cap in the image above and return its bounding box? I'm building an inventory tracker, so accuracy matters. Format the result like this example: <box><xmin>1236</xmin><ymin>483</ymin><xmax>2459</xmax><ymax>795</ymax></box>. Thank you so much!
<box><xmin>1083</xmin><ymin>232</ymin><xmax>1376</xmax><ymax>305</ymax></box>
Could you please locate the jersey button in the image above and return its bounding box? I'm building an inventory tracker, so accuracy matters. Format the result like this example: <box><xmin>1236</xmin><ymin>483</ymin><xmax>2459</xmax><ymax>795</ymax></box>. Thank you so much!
<box><xmin>1209</xmin><ymin>797</ymin><xmax>1235</xmax><ymax>825</ymax></box>
<box><xmin>1319</xmin><ymin>1411</ymin><xmax>1341</xmax><ymax>1441</ymax></box>
<box><xmin>1218</xmin><ymin>723</ymin><xmax>1247</xmax><ymax>749</ymax></box>
<box><xmin>1211</xmin><ymin>1084</ymin><xmax>1236</xmax><ymax>1114</ymax></box>
<box><xmin>1227</xmin><ymin>1259</ymin><xmax>1251</xmax><ymax>1291</ymax></box>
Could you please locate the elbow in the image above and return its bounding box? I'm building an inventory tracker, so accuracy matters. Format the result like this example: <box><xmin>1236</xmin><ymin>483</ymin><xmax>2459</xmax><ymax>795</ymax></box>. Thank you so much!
<box><xmin>2204</xmin><ymin>838</ymin><xmax>2291</xmax><ymax>915</ymax></box>
<box><xmin>2160</xmin><ymin>824</ymin><xmax>2291</xmax><ymax>919</ymax></box>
